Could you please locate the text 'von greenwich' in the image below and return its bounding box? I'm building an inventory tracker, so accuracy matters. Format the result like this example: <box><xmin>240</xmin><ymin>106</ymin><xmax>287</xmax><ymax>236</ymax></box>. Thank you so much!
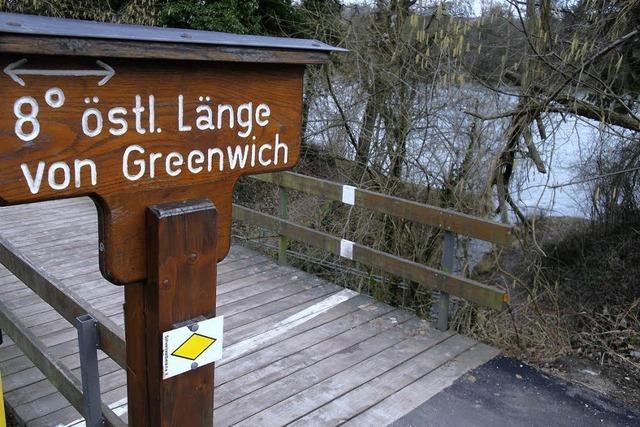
<box><xmin>15</xmin><ymin>91</ymin><xmax>290</xmax><ymax>195</ymax></box>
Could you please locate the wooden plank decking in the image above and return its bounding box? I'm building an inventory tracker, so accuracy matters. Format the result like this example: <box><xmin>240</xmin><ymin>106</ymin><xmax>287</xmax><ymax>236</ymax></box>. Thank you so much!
<box><xmin>0</xmin><ymin>198</ymin><xmax>499</xmax><ymax>426</ymax></box>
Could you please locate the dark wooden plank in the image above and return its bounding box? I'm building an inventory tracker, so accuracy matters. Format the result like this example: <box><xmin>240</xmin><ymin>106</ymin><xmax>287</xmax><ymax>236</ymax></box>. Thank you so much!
<box><xmin>0</xmin><ymin>54</ymin><xmax>305</xmax><ymax>285</ymax></box>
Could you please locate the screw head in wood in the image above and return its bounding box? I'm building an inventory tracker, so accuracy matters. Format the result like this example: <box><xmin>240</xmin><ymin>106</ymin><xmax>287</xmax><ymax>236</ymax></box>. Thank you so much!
<box><xmin>187</xmin><ymin>252</ymin><xmax>199</xmax><ymax>264</ymax></box>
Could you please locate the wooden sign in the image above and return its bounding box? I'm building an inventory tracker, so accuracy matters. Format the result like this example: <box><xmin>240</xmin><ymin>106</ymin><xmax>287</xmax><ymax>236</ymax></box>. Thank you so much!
<box><xmin>0</xmin><ymin>12</ymin><xmax>344</xmax><ymax>427</ymax></box>
<box><xmin>0</xmin><ymin>55</ymin><xmax>303</xmax><ymax>284</ymax></box>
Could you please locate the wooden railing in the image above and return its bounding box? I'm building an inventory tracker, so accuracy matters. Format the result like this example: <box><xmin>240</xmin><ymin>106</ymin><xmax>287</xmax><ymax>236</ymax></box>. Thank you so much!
<box><xmin>0</xmin><ymin>235</ymin><xmax>126</xmax><ymax>426</ymax></box>
<box><xmin>234</xmin><ymin>171</ymin><xmax>513</xmax><ymax>329</ymax></box>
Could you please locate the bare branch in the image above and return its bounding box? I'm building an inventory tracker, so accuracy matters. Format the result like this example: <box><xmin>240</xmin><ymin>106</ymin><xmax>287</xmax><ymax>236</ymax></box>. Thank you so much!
<box><xmin>462</xmin><ymin>110</ymin><xmax>519</xmax><ymax>120</ymax></box>
<box><xmin>323</xmin><ymin>67</ymin><xmax>359</xmax><ymax>152</ymax></box>
<box><xmin>551</xmin><ymin>95</ymin><xmax>640</xmax><ymax>132</ymax></box>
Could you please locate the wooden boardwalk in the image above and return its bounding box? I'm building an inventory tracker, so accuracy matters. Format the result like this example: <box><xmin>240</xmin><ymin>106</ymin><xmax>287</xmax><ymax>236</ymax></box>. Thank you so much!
<box><xmin>0</xmin><ymin>198</ymin><xmax>498</xmax><ymax>426</ymax></box>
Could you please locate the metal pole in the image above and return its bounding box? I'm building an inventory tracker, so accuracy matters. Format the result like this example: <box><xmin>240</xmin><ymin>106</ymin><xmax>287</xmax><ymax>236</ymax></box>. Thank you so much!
<box><xmin>76</xmin><ymin>314</ymin><xmax>103</xmax><ymax>427</ymax></box>
<box><xmin>437</xmin><ymin>231</ymin><xmax>456</xmax><ymax>331</ymax></box>
<box><xmin>278</xmin><ymin>186</ymin><xmax>289</xmax><ymax>266</ymax></box>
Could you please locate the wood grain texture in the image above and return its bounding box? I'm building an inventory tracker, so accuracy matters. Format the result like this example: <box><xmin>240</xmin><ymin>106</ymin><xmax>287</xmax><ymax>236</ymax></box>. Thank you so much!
<box><xmin>0</xmin><ymin>54</ymin><xmax>304</xmax><ymax>284</ymax></box>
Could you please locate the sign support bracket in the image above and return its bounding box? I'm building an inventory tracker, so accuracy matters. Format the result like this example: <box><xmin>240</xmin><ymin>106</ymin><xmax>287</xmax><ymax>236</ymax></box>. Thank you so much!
<box><xmin>124</xmin><ymin>199</ymin><xmax>218</xmax><ymax>426</ymax></box>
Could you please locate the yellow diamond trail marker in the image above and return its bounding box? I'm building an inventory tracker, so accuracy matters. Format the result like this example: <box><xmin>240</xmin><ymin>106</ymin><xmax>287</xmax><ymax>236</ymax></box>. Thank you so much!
<box><xmin>172</xmin><ymin>334</ymin><xmax>216</xmax><ymax>361</ymax></box>
<box><xmin>162</xmin><ymin>316</ymin><xmax>224</xmax><ymax>379</ymax></box>
<box><xmin>171</xmin><ymin>334</ymin><xmax>216</xmax><ymax>360</ymax></box>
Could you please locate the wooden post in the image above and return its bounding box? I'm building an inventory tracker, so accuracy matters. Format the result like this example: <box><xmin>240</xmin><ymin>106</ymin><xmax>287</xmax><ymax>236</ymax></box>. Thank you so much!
<box><xmin>278</xmin><ymin>186</ymin><xmax>289</xmax><ymax>265</ymax></box>
<box><xmin>125</xmin><ymin>199</ymin><xmax>217</xmax><ymax>426</ymax></box>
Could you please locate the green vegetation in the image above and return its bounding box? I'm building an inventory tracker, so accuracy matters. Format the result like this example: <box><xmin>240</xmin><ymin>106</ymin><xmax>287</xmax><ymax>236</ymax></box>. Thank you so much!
<box><xmin>0</xmin><ymin>0</ymin><xmax>304</xmax><ymax>35</ymax></box>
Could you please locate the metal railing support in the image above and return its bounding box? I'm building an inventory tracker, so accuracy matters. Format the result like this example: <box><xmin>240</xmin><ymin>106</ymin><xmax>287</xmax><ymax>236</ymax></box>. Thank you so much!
<box><xmin>76</xmin><ymin>314</ymin><xmax>103</xmax><ymax>427</ymax></box>
<box><xmin>278</xmin><ymin>186</ymin><xmax>289</xmax><ymax>265</ymax></box>
<box><xmin>437</xmin><ymin>231</ymin><xmax>456</xmax><ymax>331</ymax></box>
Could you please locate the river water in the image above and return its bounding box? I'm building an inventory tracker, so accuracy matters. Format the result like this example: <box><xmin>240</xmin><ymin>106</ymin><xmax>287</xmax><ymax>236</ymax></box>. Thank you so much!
<box><xmin>306</xmin><ymin>83</ymin><xmax>612</xmax><ymax>220</ymax></box>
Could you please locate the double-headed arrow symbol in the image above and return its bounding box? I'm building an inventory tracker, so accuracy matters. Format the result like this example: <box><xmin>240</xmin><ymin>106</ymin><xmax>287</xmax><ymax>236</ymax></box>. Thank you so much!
<box><xmin>3</xmin><ymin>58</ymin><xmax>115</xmax><ymax>87</ymax></box>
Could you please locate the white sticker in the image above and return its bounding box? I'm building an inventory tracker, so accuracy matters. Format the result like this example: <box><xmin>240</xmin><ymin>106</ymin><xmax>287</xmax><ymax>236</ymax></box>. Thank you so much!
<box><xmin>162</xmin><ymin>315</ymin><xmax>224</xmax><ymax>379</ymax></box>
<box><xmin>342</xmin><ymin>185</ymin><xmax>356</xmax><ymax>205</ymax></box>
<box><xmin>340</xmin><ymin>238</ymin><xmax>354</xmax><ymax>260</ymax></box>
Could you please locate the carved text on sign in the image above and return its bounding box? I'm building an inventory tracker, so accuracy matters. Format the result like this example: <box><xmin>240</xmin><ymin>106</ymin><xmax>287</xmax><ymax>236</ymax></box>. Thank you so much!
<box><xmin>0</xmin><ymin>56</ymin><xmax>303</xmax><ymax>283</ymax></box>
<box><xmin>7</xmin><ymin>60</ymin><xmax>291</xmax><ymax>196</ymax></box>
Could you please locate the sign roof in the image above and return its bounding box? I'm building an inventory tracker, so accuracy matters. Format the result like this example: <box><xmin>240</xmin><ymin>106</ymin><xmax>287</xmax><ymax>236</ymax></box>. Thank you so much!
<box><xmin>0</xmin><ymin>12</ymin><xmax>345</xmax><ymax>53</ymax></box>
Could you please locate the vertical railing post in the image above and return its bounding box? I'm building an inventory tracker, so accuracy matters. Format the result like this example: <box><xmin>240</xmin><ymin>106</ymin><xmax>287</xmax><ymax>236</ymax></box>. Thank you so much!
<box><xmin>437</xmin><ymin>231</ymin><xmax>456</xmax><ymax>331</ymax></box>
<box><xmin>124</xmin><ymin>199</ymin><xmax>218</xmax><ymax>426</ymax></box>
<box><xmin>76</xmin><ymin>313</ymin><xmax>103</xmax><ymax>427</ymax></box>
<box><xmin>278</xmin><ymin>185</ymin><xmax>289</xmax><ymax>265</ymax></box>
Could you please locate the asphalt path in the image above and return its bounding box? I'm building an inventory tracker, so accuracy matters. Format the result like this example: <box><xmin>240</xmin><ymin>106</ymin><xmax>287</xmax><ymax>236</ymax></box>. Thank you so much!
<box><xmin>391</xmin><ymin>356</ymin><xmax>639</xmax><ymax>427</ymax></box>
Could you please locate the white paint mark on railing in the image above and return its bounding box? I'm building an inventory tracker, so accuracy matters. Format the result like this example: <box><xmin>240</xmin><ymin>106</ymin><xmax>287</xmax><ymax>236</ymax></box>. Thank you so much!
<box><xmin>222</xmin><ymin>288</ymin><xmax>357</xmax><ymax>362</ymax></box>
<box><xmin>342</xmin><ymin>185</ymin><xmax>356</xmax><ymax>205</ymax></box>
<box><xmin>340</xmin><ymin>238</ymin><xmax>354</xmax><ymax>260</ymax></box>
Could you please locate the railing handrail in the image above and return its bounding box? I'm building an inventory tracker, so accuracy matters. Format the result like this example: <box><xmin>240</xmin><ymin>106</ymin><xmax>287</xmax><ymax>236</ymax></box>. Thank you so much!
<box><xmin>0</xmin><ymin>234</ymin><xmax>126</xmax><ymax>425</ymax></box>
<box><xmin>0</xmin><ymin>235</ymin><xmax>126</xmax><ymax>367</ymax></box>
<box><xmin>0</xmin><ymin>300</ymin><xmax>125</xmax><ymax>427</ymax></box>
<box><xmin>233</xmin><ymin>204</ymin><xmax>508</xmax><ymax>311</ymax></box>
<box><xmin>250</xmin><ymin>171</ymin><xmax>514</xmax><ymax>246</ymax></box>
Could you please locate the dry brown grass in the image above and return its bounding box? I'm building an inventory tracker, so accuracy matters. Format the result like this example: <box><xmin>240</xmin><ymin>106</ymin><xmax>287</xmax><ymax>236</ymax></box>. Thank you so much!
<box><xmin>454</xmin><ymin>215</ymin><xmax>640</xmax><ymax>404</ymax></box>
